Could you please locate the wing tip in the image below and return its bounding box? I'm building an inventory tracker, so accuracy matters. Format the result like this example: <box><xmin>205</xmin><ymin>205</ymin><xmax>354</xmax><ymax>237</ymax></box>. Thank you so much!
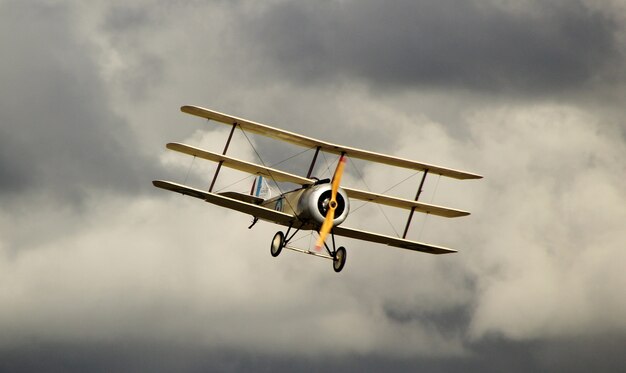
<box><xmin>449</xmin><ymin>172</ymin><xmax>483</xmax><ymax>180</ymax></box>
<box><xmin>398</xmin><ymin>243</ymin><xmax>457</xmax><ymax>255</ymax></box>
<box><xmin>152</xmin><ymin>179</ymin><xmax>169</xmax><ymax>188</ymax></box>
<box><xmin>180</xmin><ymin>104</ymin><xmax>197</xmax><ymax>113</ymax></box>
<box><xmin>180</xmin><ymin>105</ymin><xmax>212</xmax><ymax>118</ymax></box>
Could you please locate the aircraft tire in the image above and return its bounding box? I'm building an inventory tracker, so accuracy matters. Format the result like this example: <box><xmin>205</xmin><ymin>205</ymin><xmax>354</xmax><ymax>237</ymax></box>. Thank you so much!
<box><xmin>333</xmin><ymin>246</ymin><xmax>347</xmax><ymax>272</ymax></box>
<box><xmin>270</xmin><ymin>231</ymin><xmax>284</xmax><ymax>257</ymax></box>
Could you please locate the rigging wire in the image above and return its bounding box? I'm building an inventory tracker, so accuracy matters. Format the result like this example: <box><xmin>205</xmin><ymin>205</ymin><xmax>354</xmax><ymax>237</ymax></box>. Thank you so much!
<box><xmin>203</xmin><ymin>124</ymin><xmax>435</xmax><ymax>242</ymax></box>
<box><xmin>267</xmin><ymin>147</ymin><xmax>314</xmax><ymax>168</ymax></box>
<box><xmin>319</xmin><ymin>151</ymin><xmax>335</xmax><ymax>179</ymax></box>
<box><xmin>236</xmin><ymin>127</ymin><xmax>299</xmax><ymax>213</ymax></box>
<box><xmin>213</xmin><ymin>174</ymin><xmax>255</xmax><ymax>193</ymax></box>
<box><xmin>184</xmin><ymin>156</ymin><xmax>197</xmax><ymax>185</ymax></box>
<box><xmin>349</xmin><ymin>170</ymin><xmax>421</xmax><ymax>214</ymax></box>
<box><xmin>318</xmin><ymin>152</ymin><xmax>397</xmax><ymax>234</ymax></box>
<box><xmin>213</xmin><ymin>146</ymin><xmax>314</xmax><ymax>193</ymax></box>
<box><xmin>349</xmin><ymin>158</ymin><xmax>406</xmax><ymax>237</ymax></box>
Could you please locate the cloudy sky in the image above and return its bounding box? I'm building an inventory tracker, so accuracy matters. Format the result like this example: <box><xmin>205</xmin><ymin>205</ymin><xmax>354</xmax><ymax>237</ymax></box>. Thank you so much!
<box><xmin>2</xmin><ymin>0</ymin><xmax>626</xmax><ymax>371</ymax></box>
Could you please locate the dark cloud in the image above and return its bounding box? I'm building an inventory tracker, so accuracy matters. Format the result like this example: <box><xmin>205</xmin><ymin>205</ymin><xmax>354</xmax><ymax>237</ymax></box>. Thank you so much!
<box><xmin>2</xmin><ymin>335</ymin><xmax>625</xmax><ymax>373</ymax></box>
<box><xmin>100</xmin><ymin>4</ymin><xmax>167</xmax><ymax>102</ymax></box>
<box><xmin>0</xmin><ymin>2</ymin><xmax>158</xmax><ymax>206</ymax></box>
<box><xmin>383</xmin><ymin>302</ymin><xmax>471</xmax><ymax>340</ymax></box>
<box><xmin>241</xmin><ymin>0</ymin><xmax>622</xmax><ymax>94</ymax></box>
<box><xmin>1</xmin><ymin>1</ymin><xmax>626</xmax><ymax>372</ymax></box>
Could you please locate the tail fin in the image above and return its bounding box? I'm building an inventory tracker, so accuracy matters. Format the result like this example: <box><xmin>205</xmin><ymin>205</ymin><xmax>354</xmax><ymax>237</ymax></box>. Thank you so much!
<box><xmin>250</xmin><ymin>176</ymin><xmax>272</xmax><ymax>199</ymax></box>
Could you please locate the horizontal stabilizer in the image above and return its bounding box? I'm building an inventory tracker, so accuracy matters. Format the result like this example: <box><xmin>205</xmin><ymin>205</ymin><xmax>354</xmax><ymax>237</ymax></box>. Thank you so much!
<box><xmin>181</xmin><ymin>105</ymin><xmax>482</xmax><ymax>180</ymax></box>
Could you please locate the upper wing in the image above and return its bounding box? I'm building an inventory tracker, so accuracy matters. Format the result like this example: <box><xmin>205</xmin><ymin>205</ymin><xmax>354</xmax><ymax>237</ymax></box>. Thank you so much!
<box><xmin>333</xmin><ymin>226</ymin><xmax>456</xmax><ymax>254</ymax></box>
<box><xmin>153</xmin><ymin>180</ymin><xmax>297</xmax><ymax>226</ymax></box>
<box><xmin>181</xmin><ymin>105</ymin><xmax>482</xmax><ymax>180</ymax></box>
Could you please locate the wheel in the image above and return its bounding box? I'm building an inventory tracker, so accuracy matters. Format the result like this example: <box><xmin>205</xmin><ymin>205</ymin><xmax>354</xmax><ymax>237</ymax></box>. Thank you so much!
<box><xmin>270</xmin><ymin>231</ymin><xmax>284</xmax><ymax>257</ymax></box>
<box><xmin>333</xmin><ymin>246</ymin><xmax>347</xmax><ymax>273</ymax></box>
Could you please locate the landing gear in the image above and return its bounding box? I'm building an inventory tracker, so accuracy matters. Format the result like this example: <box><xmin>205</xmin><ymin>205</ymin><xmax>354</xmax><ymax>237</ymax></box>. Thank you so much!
<box><xmin>270</xmin><ymin>231</ymin><xmax>284</xmax><ymax>257</ymax></box>
<box><xmin>333</xmin><ymin>246</ymin><xmax>347</xmax><ymax>273</ymax></box>
<box><xmin>269</xmin><ymin>227</ymin><xmax>347</xmax><ymax>272</ymax></box>
<box><xmin>271</xmin><ymin>226</ymin><xmax>298</xmax><ymax>258</ymax></box>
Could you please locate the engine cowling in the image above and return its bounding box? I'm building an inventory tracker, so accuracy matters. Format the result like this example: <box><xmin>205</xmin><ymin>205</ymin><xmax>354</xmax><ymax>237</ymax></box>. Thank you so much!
<box><xmin>296</xmin><ymin>184</ymin><xmax>350</xmax><ymax>227</ymax></box>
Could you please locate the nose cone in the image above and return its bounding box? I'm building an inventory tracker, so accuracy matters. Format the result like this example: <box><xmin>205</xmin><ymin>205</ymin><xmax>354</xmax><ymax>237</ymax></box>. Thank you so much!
<box><xmin>297</xmin><ymin>184</ymin><xmax>350</xmax><ymax>227</ymax></box>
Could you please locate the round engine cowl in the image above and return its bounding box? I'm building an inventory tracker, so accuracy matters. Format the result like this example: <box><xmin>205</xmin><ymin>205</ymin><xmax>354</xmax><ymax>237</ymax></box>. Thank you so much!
<box><xmin>296</xmin><ymin>184</ymin><xmax>350</xmax><ymax>226</ymax></box>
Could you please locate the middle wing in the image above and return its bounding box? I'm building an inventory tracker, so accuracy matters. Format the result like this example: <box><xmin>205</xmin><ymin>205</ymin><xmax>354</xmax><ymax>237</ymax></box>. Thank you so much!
<box><xmin>167</xmin><ymin>143</ymin><xmax>313</xmax><ymax>185</ymax></box>
<box><xmin>343</xmin><ymin>188</ymin><xmax>469</xmax><ymax>218</ymax></box>
<box><xmin>167</xmin><ymin>142</ymin><xmax>468</xmax><ymax>218</ymax></box>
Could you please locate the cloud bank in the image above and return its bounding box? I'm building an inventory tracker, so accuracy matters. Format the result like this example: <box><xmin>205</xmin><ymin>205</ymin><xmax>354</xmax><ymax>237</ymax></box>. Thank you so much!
<box><xmin>1</xmin><ymin>0</ymin><xmax>625</xmax><ymax>371</ymax></box>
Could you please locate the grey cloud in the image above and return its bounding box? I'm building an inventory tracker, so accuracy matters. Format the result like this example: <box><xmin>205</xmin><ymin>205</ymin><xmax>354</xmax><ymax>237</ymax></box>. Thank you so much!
<box><xmin>0</xmin><ymin>2</ymin><xmax>158</xmax><ymax>206</ymax></box>
<box><xmin>240</xmin><ymin>0</ymin><xmax>622</xmax><ymax>94</ymax></box>
<box><xmin>100</xmin><ymin>4</ymin><xmax>167</xmax><ymax>102</ymax></box>
<box><xmin>2</xmin><ymin>1</ymin><xmax>626</xmax><ymax>372</ymax></box>
<box><xmin>2</xmin><ymin>336</ymin><xmax>625</xmax><ymax>373</ymax></box>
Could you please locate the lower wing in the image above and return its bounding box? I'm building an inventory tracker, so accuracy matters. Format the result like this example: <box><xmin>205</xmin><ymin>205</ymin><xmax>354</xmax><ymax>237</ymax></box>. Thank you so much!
<box><xmin>153</xmin><ymin>180</ymin><xmax>456</xmax><ymax>255</ymax></box>
<box><xmin>333</xmin><ymin>226</ymin><xmax>456</xmax><ymax>254</ymax></box>
<box><xmin>153</xmin><ymin>180</ymin><xmax>297</xmax><ymax>226</ymax></box>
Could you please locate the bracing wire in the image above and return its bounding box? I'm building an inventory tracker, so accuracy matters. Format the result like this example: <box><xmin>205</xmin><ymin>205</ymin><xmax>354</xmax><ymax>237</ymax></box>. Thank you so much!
<box><xmin>237</xmin><ymin>127</ymin><xmax>300</xmax><ymax>213</ymax></box>
<box><xmin>184</xmin><ymin>156</ymin><xmax>197</xmax><ymax>184</ymax></box>
<box><xmin>319</xmin><ymin>151</ymin><xmax>335</xmax><ymax>179</ymax></box>
<box><xmin>267</xmin><ymin>147</ymin><xmax>314</xmax><ymax>168</ymax></box>
<box><xmin>349</xmin><ymin>158</ymin><xmax>408</xmax><ymax>237</ymax></box>
<box><xmin>205</xmin><ymin>123</ymin><xmax>435</xmax><ymax>242</ymax></box>
<box><xmin>213</xmin><ymin>146</ymin><xmax>315</xmax><ymax>193</ymax></box>
<box><xmin>213</xmin><ymin>174</ymin><xmax>255</xmax><ymax>193</ymax></box>
<box><xmin>349</xmin><ymin>170</ymin><xmax>421</xmax><ymax>214</ymax></box>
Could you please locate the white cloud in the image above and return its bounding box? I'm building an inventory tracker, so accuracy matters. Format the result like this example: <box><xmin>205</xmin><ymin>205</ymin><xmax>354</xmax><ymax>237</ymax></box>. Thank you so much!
<box><xmin>464</xmin><ymin>104</ymin><xmax>626</xmax><ymax>339</ymax></box>
<box><xmin>2</xmin><ymin>0</ymin><xmax>626</xmax><ymax>370</ymax></box>
<box><xmin>0</xmin><ymin>188</ymin><xmax>471</xmax><ymax>357</ymax></box>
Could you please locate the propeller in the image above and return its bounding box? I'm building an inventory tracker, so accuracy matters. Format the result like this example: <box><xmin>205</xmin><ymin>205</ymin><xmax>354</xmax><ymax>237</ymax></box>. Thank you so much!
<box><xmin>314</xmin><ymin>154</ymin><xmax>347</xmax><ymax>251</ymax></box>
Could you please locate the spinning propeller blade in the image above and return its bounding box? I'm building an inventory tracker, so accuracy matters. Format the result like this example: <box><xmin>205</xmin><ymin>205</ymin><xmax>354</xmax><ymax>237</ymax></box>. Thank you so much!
<box><xmin>315</xmin><ymin>155</ymin><xmax>347</xmax><ymax>251</ymax></box>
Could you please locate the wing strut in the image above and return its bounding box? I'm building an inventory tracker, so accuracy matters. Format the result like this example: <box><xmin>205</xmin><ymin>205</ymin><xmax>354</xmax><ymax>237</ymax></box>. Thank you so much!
<box><xmin>209</xmin><ymin>122</ymin><xmax>237</xmax><ymax>192</ymax></box>
<box><xmin>306</xmin><ymin>146</ymin><xmax>321</xmax><ymax>178</ymax></box>
<box><xmin>402</xmin><ymin>169</ymin><xmax>429</xmax><ymax>239</ymax></box>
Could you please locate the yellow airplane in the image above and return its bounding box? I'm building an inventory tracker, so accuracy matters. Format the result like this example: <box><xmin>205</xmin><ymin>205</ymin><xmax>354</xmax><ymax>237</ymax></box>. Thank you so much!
<box><xmin>153</xmin><ymin>105</ymin><xmax>482</xmax><ymax>272</ymax></box>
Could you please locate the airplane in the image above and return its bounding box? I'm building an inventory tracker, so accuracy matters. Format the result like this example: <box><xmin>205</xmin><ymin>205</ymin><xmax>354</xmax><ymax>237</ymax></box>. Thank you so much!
<box><xmin>153</xmin><ymin>105</ymin><xmax>482</xmax><ymax>272</ymax></box>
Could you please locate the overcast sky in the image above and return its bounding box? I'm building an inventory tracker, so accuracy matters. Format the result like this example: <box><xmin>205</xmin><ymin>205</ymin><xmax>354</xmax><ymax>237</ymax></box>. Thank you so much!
<box><xmin>1</xmin><ymin>0</ymin><xmax>626</xmax><ymax>371</ymax></box>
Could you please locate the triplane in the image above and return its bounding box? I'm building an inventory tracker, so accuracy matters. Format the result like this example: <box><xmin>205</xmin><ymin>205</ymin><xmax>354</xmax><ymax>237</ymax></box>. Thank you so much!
<box><xmin>153</xmin><ymin>105</ymin><xmax>482</xmax><ymax>272</ymax></box>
